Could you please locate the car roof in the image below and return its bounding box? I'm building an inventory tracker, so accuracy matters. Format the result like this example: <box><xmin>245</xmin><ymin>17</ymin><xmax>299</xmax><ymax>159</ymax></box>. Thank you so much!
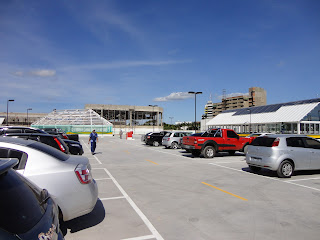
<box><xmin>0</xmin><ymin>136</ymin><xmax>37</xmax><ymax>146</ymax></box>
<box><xmin>0</xmin><ymin>126</ymin><xmax>41</xmax><ymax>130</ymax></box>
<box><xmin>0</xmin><ymin>159</ymin><xmax>19</xmax><ymax>175</ymax></box>
<box><xmin>4</xmin><ymin>133</ymin><xmax>56</xmax><ymax>137</ymax></box>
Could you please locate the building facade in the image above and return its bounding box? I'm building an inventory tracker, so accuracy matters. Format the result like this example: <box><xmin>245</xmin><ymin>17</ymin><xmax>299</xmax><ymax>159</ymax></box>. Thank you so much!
<box><xmin>204</xmin><ymin>98</ymin><xmax>320</xmax><ymax>135</ymax></box>
<box><xmin>85</xmin><ymin>104</ymin><xmax>164</xmax><ymax>134</ymax></box>
<box><xmin>204</xmin><ymin>87</ymin><xmax>267</xmax><ymax>118</ymax></box>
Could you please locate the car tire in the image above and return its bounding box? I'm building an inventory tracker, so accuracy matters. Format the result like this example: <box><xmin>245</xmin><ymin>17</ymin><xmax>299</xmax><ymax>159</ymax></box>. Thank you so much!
<box><xmin>203</xmin><ymin>146</ymin><xmax>216</xmax><ymax>158</ymax></box>
<box><xmin>277</xmin><ymin>160</ymin><xmax>294</xmax><ymax>178</ymax></box>
<box><xmin>191</xmin><ymin>150</ymin><xmax>201</xmax><ymax>157</ymax></box>
<box><xmin>243</xmin><ymin>145</ymin><xmax>249</xmax><ymax>154</ymax></box>
<box><xmin>249</xmin><ymin>165</ymin><xmax>261</xmax><ymax>172</ymax></box>
<box><xmin>153</xmin><ymin>141</ymin><xmax>160</xmax><ymax>147</ymax></box>
<box><xmin>171</xmin><ymin>142</ymin><xmax>179</xmax><ymax>149</ymax></box>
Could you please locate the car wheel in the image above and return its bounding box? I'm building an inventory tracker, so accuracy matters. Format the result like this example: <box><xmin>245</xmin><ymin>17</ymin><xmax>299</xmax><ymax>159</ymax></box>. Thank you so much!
<box><xmin>153</xmin><ymin>141</ymin><xmax>159</xmax><ymax>147</ymax></box>
<box><xmin>249</xmin><ymin>165</ymin><xmax>261</xmax><ymax>172</ymax></box>
<box><xmin>277</xmin><ymin>160</ymin><xmax>294</xmax><ymax>178</ymax></box>
<box><xmin>203</xmin><ymin>146</ymin><xmax>216</xmax><ymax>158</ymax></box>
<box><xmin>243</xmin><ymin>145</ymin><xmax>249</xmax><ymax>154</ymax></box>
<box><xmin>171</xmin><ymin>142</ymin><xmax>179</xmax><ymax>149</ymax></box>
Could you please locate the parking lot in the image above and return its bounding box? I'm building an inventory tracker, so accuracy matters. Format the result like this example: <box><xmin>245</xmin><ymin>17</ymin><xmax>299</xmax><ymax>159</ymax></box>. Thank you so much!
<box><xmin>62</xmin><ymin>135</ymin><xmax>320</xmax><ymax>240</ymax></box>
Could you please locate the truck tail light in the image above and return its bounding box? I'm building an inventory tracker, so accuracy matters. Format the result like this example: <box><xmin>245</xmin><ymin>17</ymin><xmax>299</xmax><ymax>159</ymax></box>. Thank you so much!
<box><xmin>75</xmin><ymin>164</ymin><xmax>92</xmax><ymax>184</ymax></box>
<box><xmin>194</xmin><ymin>139</ymin><xmax>197</xmax><ymax>144</ymax></box>
<box><xmin>272</xmin><ymin>137</ymin><xmax>280</xmax><ymax>147</ymax></box>
<box><xmin>53</xmin><ymin>137</ymin><xmax>66</xmax><ymax>152</ymax></box>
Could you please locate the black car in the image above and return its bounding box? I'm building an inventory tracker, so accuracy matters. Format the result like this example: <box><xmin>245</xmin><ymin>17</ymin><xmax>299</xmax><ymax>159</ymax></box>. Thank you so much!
<box><xmin>3</xmin><ymin>133</ymin><xmax>70</xmax><ymax>155</ymax></box>
<box><xmin>41</xmin><ymin>128</ymin><xmax>79</xmax><ymax>142</ymax></box>
<box><xmin>0</xmin><ymin>126</ymin><xmax>46</xmax><ymax>135</ymax></box>
<box><xmin>145</xmin><ymin>131</ymin><xmax>170</xmax><ymax>146</ymax></box>
<box><xmin>0</xmin><ymin>158</ymin><xmax>64</xmax><ymax>239</ymax></box>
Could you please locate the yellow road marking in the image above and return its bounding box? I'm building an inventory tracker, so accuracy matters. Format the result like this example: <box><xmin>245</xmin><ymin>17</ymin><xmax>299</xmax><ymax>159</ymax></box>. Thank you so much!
<box><xmin>202</xmin><ymin>182</ymin><xmax>248</xmax><ymax>201</ymax></box>
<box><xmin>146</xmin><ymin>160</ymin><xmax>158</xmax><ymax>165</ymax></box>
<box><xmin>124</xmin><ymin>150</ymin><xmax>130</xmax><ymax>154</ymax></box>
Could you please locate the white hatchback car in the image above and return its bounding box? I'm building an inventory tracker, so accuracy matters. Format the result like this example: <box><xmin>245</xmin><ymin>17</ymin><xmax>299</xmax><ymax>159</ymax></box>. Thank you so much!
<box><xmin>0</xmin><ymin>137</ymin><xmax>98</xmax><ymax>221</ymax></box>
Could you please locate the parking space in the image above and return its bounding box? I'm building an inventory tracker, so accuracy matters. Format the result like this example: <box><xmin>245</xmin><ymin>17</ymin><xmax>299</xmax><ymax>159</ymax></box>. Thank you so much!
<box><xmin>62</xmin><ymin>135</ymin><xmax>320</xmax><ymax>240</ymax></box>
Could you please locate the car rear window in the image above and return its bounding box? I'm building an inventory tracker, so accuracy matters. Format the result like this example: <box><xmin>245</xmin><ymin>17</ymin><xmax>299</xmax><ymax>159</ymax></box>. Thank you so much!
<box><xmin>165</xmin><ymin>133</ymin><xmax>171</xmax><ymax>137</ymax></box>
<box><xmin>0</xmin><ymin>169</ymin><xmax>45</xmax><ymax>233</ymax></box>
<box><xmin>251</xmin><ymin>137</ymin><xmax>276</xmax><ymax>147</ymax></box>
<box><xmin>28</xmin><ymin>141</ymin><xmax>69</xmax><ymax>161</ymax></box>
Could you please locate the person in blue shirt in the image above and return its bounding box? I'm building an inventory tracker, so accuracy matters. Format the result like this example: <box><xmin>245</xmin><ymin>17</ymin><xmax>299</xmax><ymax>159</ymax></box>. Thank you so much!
<box><xmin>88</xmin><ymin>129</ymin><xmax>98</xmax><ymax>155</ymax></box>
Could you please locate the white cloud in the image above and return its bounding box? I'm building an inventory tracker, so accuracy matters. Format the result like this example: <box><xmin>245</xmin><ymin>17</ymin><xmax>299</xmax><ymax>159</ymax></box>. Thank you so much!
<box><xmin>12</xmin><ymin>69</ymin><xmax>56</xmax><ymax>77</ymax></box>
<box><xmin>62</xmin><ymin>59</ymin><xmax>191</xmax><ymax>71</ymax></box>
<box><xmin>153</xmin><ymin>92</ymin><xmax>194</xmax><ymax>102</ymax></box>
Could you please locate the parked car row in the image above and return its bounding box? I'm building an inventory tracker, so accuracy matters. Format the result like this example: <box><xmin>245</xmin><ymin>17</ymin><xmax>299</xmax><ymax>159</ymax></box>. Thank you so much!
<box><xmin>0</xmin><ymin>127</ymin><xmax>83</xmax><ymax>155</ymax></box>
<box><xmin>0</xmin><ymin>127</ymin><xmax>98</xmax><ymax>239</ymax></box>
<box><xmin>142</xmin><ymin>129</ymin><xmax>320</xmax><ymax>178</ymax></box>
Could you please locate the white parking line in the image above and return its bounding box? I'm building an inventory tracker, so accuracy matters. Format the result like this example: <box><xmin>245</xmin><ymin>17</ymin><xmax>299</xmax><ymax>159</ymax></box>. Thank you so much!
<box><xmin>100</xmin><ymin>167</ymin><xmax>164</xmax><ymax>240</ymax></box>
<box><xmin>100</xmin><ymin>196</ymin><xmax>126</xmax><ymax>201</ymax></box>
<box><xmin>95</xmin><ymin>177</ymin><xmax>112</xmax><ymax>181</ymax></box>
<box><xmin>91</xmin><ymin>166</ymin><xmax>164</xmax><ymax>240</ymax></box>
<box><xmin>286</xmin><ymin>177</ymin><xmax>320</xmax><ymax>182</ymax></box>
<box><xmin>122</xmin><ymin>235</ymin><xmax>156</xmax><ymax>240</ymax></box>
<box><xmin>208</xmin><ymin>163</ymin><xmax>320</xmax><ymax>192</ymax></box>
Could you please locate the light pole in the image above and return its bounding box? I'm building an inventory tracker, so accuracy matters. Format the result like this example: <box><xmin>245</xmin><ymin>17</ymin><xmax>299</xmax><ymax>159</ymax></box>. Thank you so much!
<box><xmin>149</xmin><ymin>105</ymin><xmax>158</xmax><ymax>132</ymax></box>
<box><xmin>188</xmin><ymin>91</ymin><xmax>202</xmax><ymax>131</ymax></box>
<box><xmin>6</xmin><ymin>99</ymin><xmax>14</xmax><ymax>126</ymax></box>
<box><xmin>27</xmin><ymin>108</ymin><xmax>32</xmax><ymax>126</ymax></box>
<box><xmin>169</xmin><ymin>117</ymin><xmax>174</xmax><ymax>125</ymax></box>
<box><xmin>247</xmin><ymin>109</ymin><xmax>252</xmax><ymax>133</ymax></box>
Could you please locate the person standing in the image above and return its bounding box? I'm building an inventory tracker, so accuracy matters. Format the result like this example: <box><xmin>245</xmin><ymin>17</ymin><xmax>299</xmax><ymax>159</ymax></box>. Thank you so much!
<box><xmin>88</xmin><ymin>129</ymin><xmax>98</xmax><ymax>155</ymax></box>
<box><xmin>120</xmin><ymin>129</ymin><xmax>123</xmax><ymax>139</ymax></box>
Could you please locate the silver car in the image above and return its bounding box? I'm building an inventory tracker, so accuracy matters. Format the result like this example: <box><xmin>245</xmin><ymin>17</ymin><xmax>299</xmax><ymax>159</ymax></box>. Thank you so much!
<box><xmin>162</xmin><ymin>132</ymin><xmax>192</xmax><ymax>149</ymax></box>
<box><xmin>0</xmin><ymin>137</ymin><xmax>98</xmax><ymax>221</ymax></box>
<box><xmin>246</xmin><ymin>134</ymin><xmax>320</xmax><ymax>178</ymax></box>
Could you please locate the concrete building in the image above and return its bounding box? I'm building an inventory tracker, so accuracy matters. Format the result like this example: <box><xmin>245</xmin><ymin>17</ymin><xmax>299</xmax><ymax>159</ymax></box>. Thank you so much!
<box><xmin>85</xmin><ymin>104</ymin><xmax>163</xmax><ymax>134</ymax></box>
<box><xmin>0</xmin><ymin>112</ymin><xmax>48</xmax><ymax>126</ymax></box>
<box><xmin>204</xmin><ymin>87</ymin><xmax>267</xmax><ymax>118</ymax></box>
<box><xmin>204</xmin><ymin>98</ymin><xmax>320</xmax><ymax>135</ymax></box>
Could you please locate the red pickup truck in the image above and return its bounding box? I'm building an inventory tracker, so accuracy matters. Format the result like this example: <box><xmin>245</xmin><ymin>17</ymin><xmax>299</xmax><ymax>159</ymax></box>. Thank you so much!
<box><xmin>181</xmin><ymin>128</ymin><xmax>251</xmax><ymax>158</ymax></box>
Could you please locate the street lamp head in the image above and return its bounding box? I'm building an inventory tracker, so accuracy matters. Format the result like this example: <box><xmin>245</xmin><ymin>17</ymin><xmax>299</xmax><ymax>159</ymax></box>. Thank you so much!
<box><xmin>195</xmin><ymin>92</ymin><xmax>203</xmax><ymax>94</ymax></box>
<box><xmin>27</xmin><ymin>108</ymin><xmax>32</xmax><ymax>111</ymax></box>
<box><xmin>188</xmin><ymin>91</ymin><xmax>195</xmax><ymax>94</ymax></box>
<box><xmin>8</xmin><ymin>99</ymin><xmax>14</xmax><ymax>102</ymax></box>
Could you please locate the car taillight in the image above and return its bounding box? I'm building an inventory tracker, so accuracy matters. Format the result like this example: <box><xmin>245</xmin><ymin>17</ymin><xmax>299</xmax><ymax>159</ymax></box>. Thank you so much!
<box><xmin>53</xmin><ymin>137</ymin><xmax>66</xmax><ymax>152</ymax></box>
<box><xmin>147</xmin><ymin>136</ymin><xmax>151</xmax><ymax>139</ymax></box>
<box><xmin>62</xmin><ymin>133</ymin><xmax>68</xmax><ymax>139</ymax></box>
<box><xmin>75</xmin><ymin>164</ymin><xmax>92</xmax><ymax>184</ymax></box>
<box><xmin>194</xmin><ymin>139</ymin><xmax>197</xmax><ymax>144</ymax></box>
<box><xmin>272</xmin><ymin>137</ymin><xmax>280</xmax><ymax>147</ymax></box>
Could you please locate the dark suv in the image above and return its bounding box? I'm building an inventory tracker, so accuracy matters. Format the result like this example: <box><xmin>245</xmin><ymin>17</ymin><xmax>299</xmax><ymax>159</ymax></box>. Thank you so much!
<box><xmin>0</xmin><ymin>127</ymin><xmax>83</xmax><ymax>155</ymax></box>
<box><xmin>0</xmin><ymin>158</ymin><xmax>64</xmax><ymax>239</ymax></box>
<box><xmin>41</xmin><ymin>128</ymin><xmax>79</xmax><ymax>142</ymax></box>
<box><xmin>145</xmin><ymin>131</ymin><xmax>170</xmax><ymax>146</ymax></box>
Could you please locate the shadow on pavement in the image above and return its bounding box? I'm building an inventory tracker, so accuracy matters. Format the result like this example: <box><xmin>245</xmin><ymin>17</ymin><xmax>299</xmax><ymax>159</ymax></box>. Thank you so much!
<box><xmin>61</xmin><ymin>199</ymin><xmax>105</xmax><ymax>235</ymax></box>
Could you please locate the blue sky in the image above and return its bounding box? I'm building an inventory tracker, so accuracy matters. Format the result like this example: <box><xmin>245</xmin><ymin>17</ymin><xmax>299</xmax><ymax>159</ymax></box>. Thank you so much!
<box><xmin>1</xmin><ymin>0</ymin><xmax>320</xmax><ymax>123</ymax></box>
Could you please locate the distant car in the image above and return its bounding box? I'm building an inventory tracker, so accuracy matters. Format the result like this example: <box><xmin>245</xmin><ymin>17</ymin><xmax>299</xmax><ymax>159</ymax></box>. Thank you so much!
<box><xmin>0</xmin><ymin>127</ymin><xmax>83</xmax><ymax>155</ymax></box>
<box><xmin>6</xmin><ymin>133</ymin><xmax>83</xmax><ymax>155</ymax></box>
<box><xmin>0</xmin><ymin>137</ymin><xmax>98</xmax><ymax>221</ymax></box>
<box><xmin>3</xmin><ymin>133</ymin><xmax>70</xmax><ymax>154</ymax></box>
<box><xmin>0</xmin><ymin>158</ymin><xmax>64</xmax><ymax>239</ymax></box>
<box><xmin>246</xmin><ymin>134</ymin><xmax>320</xmax><ymax>178</ymax></box>
<box><xmin>162</xmin><ymin>132</ymin><xmax>192</xmax><ymax>149</ymax></box>
<box><xmin>0</xmin><ymin>126</ymin><xmax>46</xmax><ymax>135</ymax></box>
<box><xmin>141</xmin><ymin>132</ymin><xmax>152</xmax><ymax>143</ymax></box>
<box><xmin>41</xmin><ymin>128</ymin><xmax>79</xmax><ymax>141</ymax></box>
<box><xmin>145</xmin><ymin>131</ymin><xmax>171</xmax><ymax>146</ymax></box>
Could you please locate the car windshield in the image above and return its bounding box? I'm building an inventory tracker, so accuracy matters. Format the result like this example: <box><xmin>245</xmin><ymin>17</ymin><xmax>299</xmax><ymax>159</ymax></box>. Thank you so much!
<box><xmin>251</xmin><ymin>137</ymin><xmax>276</xmax><ymax>147</ymax></box>
<box><xmin>28</xmin><ymin>141</ymin><xmax>69</xmax><ymax>161</ymax></box>
<box><xmin>0</xmin><ymin>169</ymin><xmax>46</xmax><ymax>233</ymax></box>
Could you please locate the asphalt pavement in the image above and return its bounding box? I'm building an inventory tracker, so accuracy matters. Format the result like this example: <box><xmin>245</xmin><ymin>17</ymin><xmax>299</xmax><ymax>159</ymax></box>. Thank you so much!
<box><xmin>62</xmin><ymin>135</ymin><xmax>320</xmax><ymax>240</ymax></box>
